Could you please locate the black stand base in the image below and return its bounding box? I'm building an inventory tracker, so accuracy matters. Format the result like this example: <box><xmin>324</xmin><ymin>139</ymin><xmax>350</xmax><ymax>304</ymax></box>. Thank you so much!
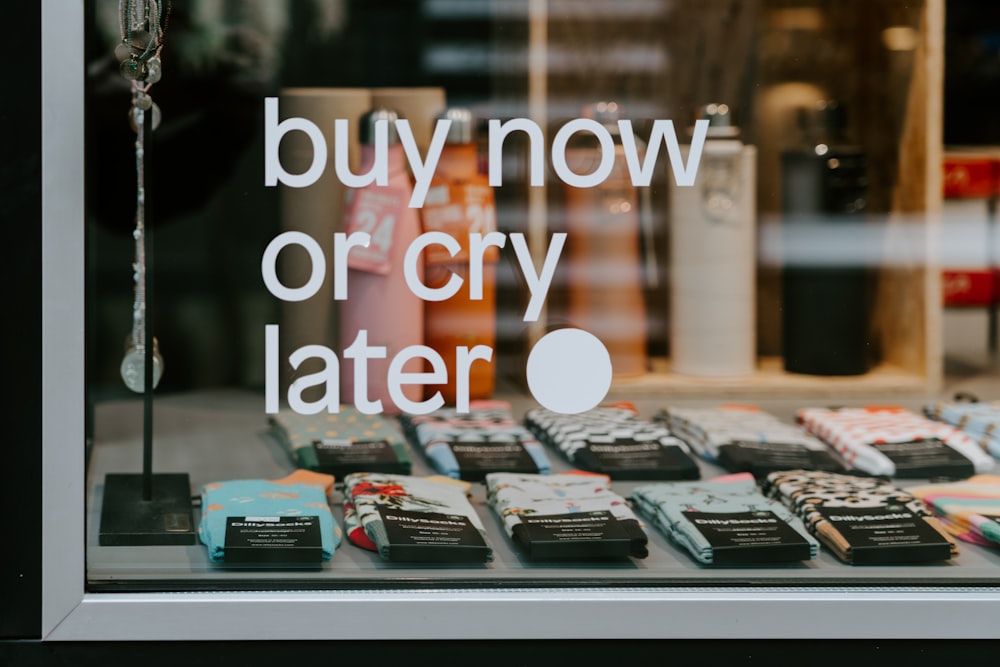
<box><xmin>99</xmin><ymin>473</ymin><xmax>197</xmax><ymax>546</ymax></box>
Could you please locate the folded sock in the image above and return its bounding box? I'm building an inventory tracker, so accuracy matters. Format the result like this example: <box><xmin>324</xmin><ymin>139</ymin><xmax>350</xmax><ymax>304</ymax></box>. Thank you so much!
<box><xmin>796</xmin><ymin>406</ymin><xmax>993</xmax><ymax>478</ymax></box>
<box><xmin>400</xmin><ymin>400</ymin><xmax>551</xmax><ymax>480</ymax></box>
<box><xmin>485</xmin><ymin>471</ymin><xmax>648</xmax><ymax>558</ymax></box>
<box><xmin>631</xmin><ymin>474</ymin><xmax>818</xmax><ymax>564</ymax></box>
<box><xmin>343</xmin><ymin>472</ymin><xmax>492</xmax><ymax>562</ymax></box>
<box><xmin>525</xmin><ymin>404</ymin><xmax>699</xmax><ymax>480</ymax></box>
<box><xmin>908</xmin><ymin>474</ymin><xmax>1000</xmax><ymax>546</ymax></box>
<box><xmin>658</xmin><ymin>404</ymin><xmax>847</xmax><ymax>476</ymax></box>
<box><xmin>199</xmin><ymin>470</ymin><xmax>341</xmax><ymax>562</ymax></box>
<box><xmin>268</xmin><ymin>407</ymin><xmax>412</xmax><ymax>475</ymax></box>
<box><xmin>924</xmin><ymin>401</ymin><xmax>1000</xmax><ymax>460</ymax></box>
<box><xmin>763</xmin><ymin>469</ymin><xmax>958</xmax><ymax>563</ymax></box>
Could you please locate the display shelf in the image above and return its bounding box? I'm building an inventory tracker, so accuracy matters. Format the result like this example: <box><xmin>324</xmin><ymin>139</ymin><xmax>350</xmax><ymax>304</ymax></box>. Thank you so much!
<box><xmin>511</xmin><ymin>0</ymin><xmax>945</xmax><ymax>397</ymax></box>
<box><xmin>86</xmin><ymin>390</ymin><xmax>1000</xmax><ymax>594</ymax></box>
<box><xmin>609</xmin><ymin>358</ymin><xmax>932</xmax><ymax>398</ymax></box>
<box><xmin>42</xmin><ymin>0</ymin><xmax>1000</xmax><ymax>645</ymax></box>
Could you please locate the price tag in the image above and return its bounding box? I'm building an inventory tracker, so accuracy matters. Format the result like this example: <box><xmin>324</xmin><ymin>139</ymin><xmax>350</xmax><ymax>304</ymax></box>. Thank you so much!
<box><xmin>343</xmin><ymin>186</ymin><xmax>408</xmax><ymax>274</ymax></box>
<box><xmin>421</xmin><ymin>177</ymin><xmax>497</xmax><ymax>265</ymax></box>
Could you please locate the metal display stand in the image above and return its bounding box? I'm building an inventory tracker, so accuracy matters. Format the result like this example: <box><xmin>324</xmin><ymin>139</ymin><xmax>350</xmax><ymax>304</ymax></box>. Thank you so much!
<box><xmin>96</xmin><ymin>45</ymin><xmax>195</xmax><ymax>548</ymax></box>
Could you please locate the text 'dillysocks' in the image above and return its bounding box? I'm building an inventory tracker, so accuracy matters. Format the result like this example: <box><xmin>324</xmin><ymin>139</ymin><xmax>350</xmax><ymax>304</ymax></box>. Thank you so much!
<box><xmin>763</xmin><ymin>469</ymin><xmax>958</xmax><ymax>564</ymax></box>
<box><xmin>485</xmin><ymin>471</ymin><xmax>648</xmax><ymax>559</ymax></box>
<box><xmin>797</xmin><ymin>406</ymin><xmax>994</xmax><ymax>479</ymax></box>
<box><xmin>924</xmin><ymin>400</ymin><xmax>1000</xmax><ymax>460</ymax></box>
<box><xmin>399</xmin><ymin>400</ymin><xmax>551</xmax><ymax>481</ymax></box>
<box><xmin>631</xmin><ymin>473</ymin><xmax>818</xmax><ymax>565</ymax></box>
<box><xmin>342</xmin><ymin>472</ymin><xmax>492</xmax><ymax>562</ymax></box>
<box><xmin>525</xmin><ymin>404</ymin><xmax>699</xmax><ymax>480</ymax></box>
<box><xmin>198</xmin><ymin>470</ymin><xmax>341</xmax><ymax>564</ymax></box>
<box><xmin>658</xmin><ymin>404</ymin><xmax>848</xmax><ymax>477</ymax></box>
<box><xmin>908</xmin><ymin>474</ymin><xmax>1000</xmax><ymax>546</ymax></box>
<box><xmin>268</xmin><ymin>406</ymin><xmax>412</xmax><ymax>477</ymax></box>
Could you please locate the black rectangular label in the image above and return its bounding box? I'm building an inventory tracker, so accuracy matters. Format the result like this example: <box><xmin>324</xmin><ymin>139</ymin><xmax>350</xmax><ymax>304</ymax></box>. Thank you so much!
<box><xmin>448</xmin><ymin>440</ymin><xmax>538</xmax><ymax>480</ymax></box>
<box><xmin>315</xmin><ymin>438</ymin><xmax>399</xmax><ymax>467</ymax></box>
<box><xmin>813</xmin><ymin>504</ymin><xmax>953</xmax><ymax>563</ymax></box>
<box><xmin>869</xmin><ymin>438</ymin><xmax>975</xmax><ymax>478</ymax></box>
<box><xmin>378</xmin><ymin>507</ymin><xmax>490</xmax><ymax>562</ymax></box>
<box><xmin>682</xmin><ymin>510</ymin><xmax>813</xmax><ymax>564</ymax></box>
<box><xmin>580</xmin><ymin>440</ymin><xmax>698</xmax><ymax>480</ymax></box>
<box><xmin>719</xmin><ymin>441</ymin><xmax>846</xmax><ymax>475</ymax></box>
<box><xmin>223</xmin><ymin>515</ymin><xmax>322</xmax><ymax>564</ymax></box>
<box><xmin>519</xmin><ymin>510</ymin><xmax>632</xmax><ymax>559</ymax></box>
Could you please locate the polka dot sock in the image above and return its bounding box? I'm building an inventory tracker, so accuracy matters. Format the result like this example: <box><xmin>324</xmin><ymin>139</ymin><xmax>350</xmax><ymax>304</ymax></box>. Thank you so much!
<box><xmin>198</xmin><ymin>470</ymin><xmax>341</xmax><ymax>562</ymax></box>
<box><xmin>268</xmin><ymin>407</ymin><xmax>412</xmax><ymax>476</ymax></box>
<box><xmin>763</xmin><ymin>469</ymin><xmax>958</xmax><ymax>563</ymax></box>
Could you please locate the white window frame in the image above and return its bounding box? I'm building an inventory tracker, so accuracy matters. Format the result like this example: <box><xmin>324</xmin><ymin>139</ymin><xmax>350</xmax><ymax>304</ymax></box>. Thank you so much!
<box><xmin>40</xmin><ymin>0</ymin><xmax>1000</xmax><ymax>641</ymax></box>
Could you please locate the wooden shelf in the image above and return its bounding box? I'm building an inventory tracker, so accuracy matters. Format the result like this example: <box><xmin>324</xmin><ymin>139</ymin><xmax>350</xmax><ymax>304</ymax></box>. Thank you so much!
<box><xmin>608</xmin><ymin>357</ymin><xmax>932</xmax><ymax>398</ymax></box>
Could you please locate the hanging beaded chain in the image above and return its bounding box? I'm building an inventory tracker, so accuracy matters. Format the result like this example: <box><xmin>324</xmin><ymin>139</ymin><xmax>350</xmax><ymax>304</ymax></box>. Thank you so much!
<box><xmin>117</xmin><ymin>0</ymin><xmax>170</xmax><ymax>393</ymax></box>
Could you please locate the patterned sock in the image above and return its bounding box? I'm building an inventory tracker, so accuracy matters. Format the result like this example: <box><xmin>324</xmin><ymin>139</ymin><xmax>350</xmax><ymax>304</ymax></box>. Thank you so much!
<box><xmin>796</xmin><ymin>406</ymin><xmax>993</xmax><ymax>478</ymax></box>
<box><xmin>484</xmin><ymin>471</ymin><xmax>648</xmax><ymax>559</ymax></box>
<box><xmin>763</xmin><ymin>469</ymin><xmax>958</xmax><ymax>564</ymax></box>
<box><xmin>400</xmin><ymin>400</ymin><xmax>551</xmax><ymax>480</ymax></box>
<box><xmin>343</xmin><ymin>472</ymin><xmax>492</xmax><ymax>562</ymax></box>
<box><xmin>199</xmin><ymin>470</ymin><xmax>341</xmax><ymax>562</ymax></box>
<box><xmin>268</xmin><ymin>407</ymin><xmax>412</xmax><ymax>476</ymax></box>
<box><xmin>908</xmin><ymin>474</ymin><xmax>1000</xmax><ymax>546</ymax></box>
<box><xmin>631</xmin><ymin>474</ymin><xmax>818</xmax><ymax>565</ymax></box>
<box><xmin>658</xmin><ymin>404</ymin><xmax>847</xmax><ymax>477</ymax></box>
<box><xmin>525</xmin><ymin>404</ymin><xmax>699</xmax><ymax>480</ymax></box>
<box><xmin>924</xmin><ymin>401</ymin><xmax>1000</xmax><ymax>460</ymax></box>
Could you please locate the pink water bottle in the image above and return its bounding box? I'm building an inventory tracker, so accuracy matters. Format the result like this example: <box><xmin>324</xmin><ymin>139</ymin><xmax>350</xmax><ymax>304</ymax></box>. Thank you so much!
<box><xmin>339</xmin><ymin>108</ymin><xmax>424</xmax><ymax>414</ymax></box>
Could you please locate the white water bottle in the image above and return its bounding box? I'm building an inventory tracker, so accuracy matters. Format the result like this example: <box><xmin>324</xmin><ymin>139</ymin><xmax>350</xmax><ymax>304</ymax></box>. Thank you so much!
<box><xmin>669</xmin><ymin>103</ymin><xmax>757</xmax><ymax>377</ymax></box>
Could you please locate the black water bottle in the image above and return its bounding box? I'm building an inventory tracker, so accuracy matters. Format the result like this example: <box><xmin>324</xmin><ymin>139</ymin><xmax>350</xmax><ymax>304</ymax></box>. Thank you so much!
<box><xmin>781</xmin><ymin>100</ymin><xmax>871</xmax><ymax>376</ymax></box>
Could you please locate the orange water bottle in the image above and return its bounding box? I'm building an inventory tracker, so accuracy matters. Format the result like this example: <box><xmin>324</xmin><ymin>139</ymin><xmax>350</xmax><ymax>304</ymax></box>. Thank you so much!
<box><xmin>421</xmin><ymin>107</ymin><xmax>498</xmax><ymax>404</ymax></box>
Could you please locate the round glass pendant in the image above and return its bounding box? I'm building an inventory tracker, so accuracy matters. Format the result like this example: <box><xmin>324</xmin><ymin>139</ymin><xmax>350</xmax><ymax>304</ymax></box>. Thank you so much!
<box><xmin>129</xmin><ymin>102</ymin><xmax>162</xmax><ymax>132</ymax></box>
<box><xmin>128</xmin><ymin>29</ymin><xmax>152</xmax><ymax>56</ymax></box>
<box><xmin>115</xmin><ymin>42</ymin><xmax>132</xmax><ymax>62</ymax></box>
<box><xmin>145</xmin><ymin>57</ymin><xmax>162</xmax><ymax>84</ymax></box>
<box><xmin>120</xmin><ymin>58</ymin><xmax>148</xmax><ymax>81</ymax></box>
<box><xmin>120</xmin><ymin>336</ymin><xmax>164</xmax><ymax>393</ymax></box>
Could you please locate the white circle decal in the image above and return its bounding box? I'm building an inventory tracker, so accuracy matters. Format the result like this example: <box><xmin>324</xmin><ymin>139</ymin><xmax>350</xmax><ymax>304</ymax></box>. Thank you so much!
<box><xmin>526</xmin><ymin>328</ymin><xmax>612</xmax><ymax>414</ymax></box>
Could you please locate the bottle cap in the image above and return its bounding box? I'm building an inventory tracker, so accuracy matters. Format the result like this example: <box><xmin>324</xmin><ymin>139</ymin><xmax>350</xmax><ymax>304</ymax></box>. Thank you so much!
<box><xmin>582</xmin><ymin>101</ymin><xmax>623</xmax><ymax>124</ymax></box>
<box><xmin>437</xmin><ymin>107</ymin><xmax>475</xmax><ymax>144</ymax></box>
<box><xmin>360</xmin><ymin>108</ymin><xmax>400</xmax><ymax>145</ymax></box>
<box><xmin>698</xmin><ymin>103</ymin><xmax>740</xmax><ymax>138</ymax></box>
<box><xmin>799</xmin><ymin>100</ymin><xmax>847</xmax><ymax>142</ymax></box>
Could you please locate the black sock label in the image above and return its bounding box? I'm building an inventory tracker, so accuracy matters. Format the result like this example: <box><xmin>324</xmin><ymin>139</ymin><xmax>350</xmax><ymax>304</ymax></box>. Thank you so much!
<box><xmin>519</xmin><ymin>510</ymin><xmax>632</xmax><ymax>559</ymax></box>
<box><xmin>682</xmin><ymin>510</ymin><xmax>813</xmax><ymax>564</ymax></box>
<box><xmin>379</xmin><ymin>507</ymin><xmax>489</xmax><ymax>562</ymax></box>
<box><xmin>224</xmin><ymin>515</ymin><xmax>322</xmax><ymax>564</ymax></box>
<box><xmin>315</xmin><ymin>439</ymin><xmax>399</xmax><ymax>467</ymax></box>
<box><xmin>869</xmin><ymin>438</ymin><xmax>975</xmax><ymax>478</ymax></box>
<box><xmin>578</xmin><ymin>440</ymin><xmax>699</xmax><ymax>480</ymax></box>
<box><xmin>813</xmin><ymin>504</ymin><xmax>953</xmax><ymax>563</ymax></box>
<box><xmin>448</xmin><ymin>440</ymin><xmax>538</xmax><ymax>480</ymax></box>
<box><xmin>719</xmin><ymin>441</ymin><xmax>846</xmax><ymax>475</ymax></box>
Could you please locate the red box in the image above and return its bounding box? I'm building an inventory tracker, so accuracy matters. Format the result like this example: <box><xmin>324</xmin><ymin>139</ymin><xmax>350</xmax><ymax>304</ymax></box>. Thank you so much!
<box><xmin>942</xmin><ymin>269</ymin><xmax>995</xmax><ymax>306</ymax></box>
<box><xmin>942</xmin><ymin>150</ymin><xmax>1000</xmax><ymax>199</ymax></box>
